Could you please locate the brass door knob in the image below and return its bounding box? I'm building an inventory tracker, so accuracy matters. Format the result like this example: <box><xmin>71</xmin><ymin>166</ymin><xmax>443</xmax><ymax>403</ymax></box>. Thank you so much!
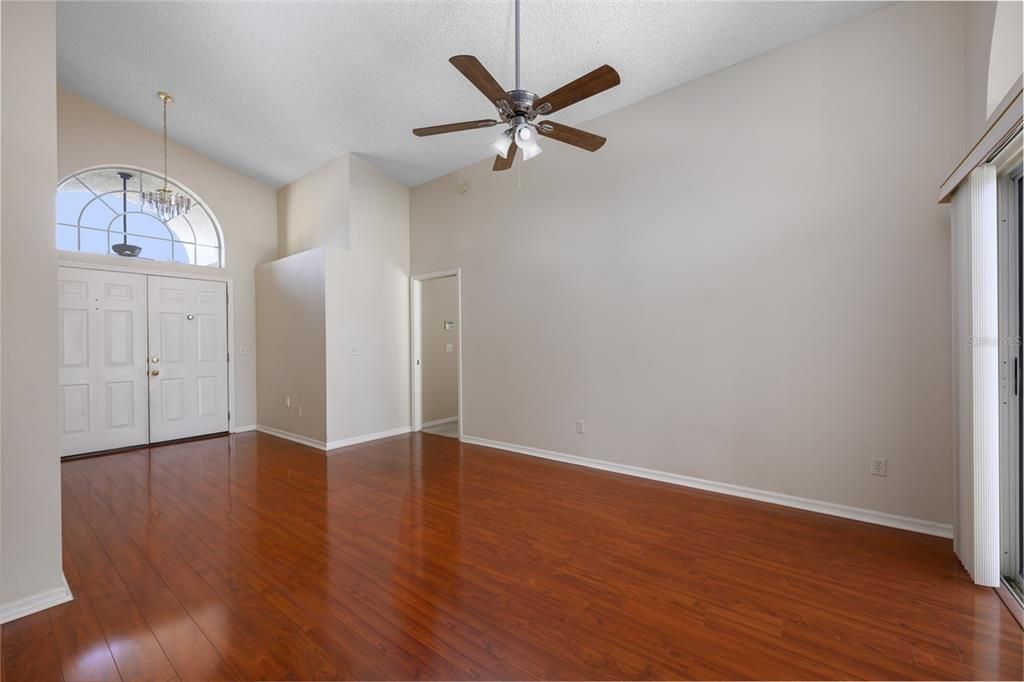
<box><xmin>150</xmin><ymin>369</ymin><xmax>160</xmax><ymax>376</ymax></box>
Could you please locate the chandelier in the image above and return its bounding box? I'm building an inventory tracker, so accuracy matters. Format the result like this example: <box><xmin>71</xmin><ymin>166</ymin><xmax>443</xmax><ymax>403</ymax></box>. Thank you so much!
<box><xmin>141</xmin><ymin>91</ymin><xmax>192</xmax><ymax>221</ymax></box>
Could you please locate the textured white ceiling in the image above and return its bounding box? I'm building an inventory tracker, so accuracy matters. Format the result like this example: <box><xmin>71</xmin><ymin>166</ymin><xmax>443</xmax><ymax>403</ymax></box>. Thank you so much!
<box><xmin>57</xmin><ymin>1</ymin><xmax>887</xmax><ymax>188</ymax></box>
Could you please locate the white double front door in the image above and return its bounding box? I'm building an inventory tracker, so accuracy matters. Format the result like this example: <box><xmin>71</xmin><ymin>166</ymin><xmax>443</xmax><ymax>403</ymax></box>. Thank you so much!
<box><xmin>58</xmin><ymin>267</ymin><xmax>229</xmax><ymax>456</ymax></box>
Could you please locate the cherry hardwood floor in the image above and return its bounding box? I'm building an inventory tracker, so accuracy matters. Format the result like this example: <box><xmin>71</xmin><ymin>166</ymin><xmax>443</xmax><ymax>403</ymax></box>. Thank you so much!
<box><xmin>2</xmin><ymin>431</ymin><xmax>1021</xmax><ymax>680</ymax></box>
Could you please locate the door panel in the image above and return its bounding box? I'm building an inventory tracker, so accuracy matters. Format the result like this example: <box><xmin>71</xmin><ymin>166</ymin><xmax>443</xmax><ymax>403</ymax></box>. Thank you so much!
<box><xmin>58</xmin><ymin>267</ymin><xmax>149</xmax><ymax>456</ymax></box>
<box><xmin>106</xmin><ymin>381</ymin><xmax>135</xmax><ymax>427</ymax></box>
<box><xmin>61</xmin><ymin>384</ymin><xmax>90</xmax><ymax>434</ymax></box>
<box><xmin>147</xmin><ymin>276</ymin><xmax>228</xmax><ymax>442</ymax></box>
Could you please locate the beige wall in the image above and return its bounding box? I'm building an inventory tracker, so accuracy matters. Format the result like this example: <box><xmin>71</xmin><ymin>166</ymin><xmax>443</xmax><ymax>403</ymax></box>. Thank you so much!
<box><xmin>325</xmin><ymin>156</ymin><xmax>411</xmax><ymax>442</ymax></box>
<box><xmin>1</xmin><ymin>0</ymin><xmax>66</xmax><ymax>615</ymax></box>
<box><xmin>255</xmin><ymin>249</ymin><xmax>327</xmax><ymax>441</ymax></box>
<box><xmin>421</xmin><ymin>276</ymin><xmax>458</xmax><ymax>423</ymax></box>
<box><xmin>963</xmin><ymin>1</ymin><xmax>1023</xmax><ymax>148</ymax></box>
<box><xmin>263</xmin><ymin>154</ymin><xmax>410</xmax><ymax>444</ymax></box>
<box><xmin>411</xmin><ymin>1</ymin><xmax>963</xmax><ymax>524</ymax></box>
<box><xmin>277</xmin><ymin>154</ymin><xmax>349</xmax><ymax>257</ymax></box>
<box><xmin>56</xmin><ymin>89</ymin><xmax>278</xmax><ymax>428</ymax></box>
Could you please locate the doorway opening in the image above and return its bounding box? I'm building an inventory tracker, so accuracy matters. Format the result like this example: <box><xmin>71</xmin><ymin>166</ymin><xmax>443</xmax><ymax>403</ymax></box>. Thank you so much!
<box><xmin>410</xmin><ymin>269</ymin><xmax>462</xmax><ymax>440</ymax></box>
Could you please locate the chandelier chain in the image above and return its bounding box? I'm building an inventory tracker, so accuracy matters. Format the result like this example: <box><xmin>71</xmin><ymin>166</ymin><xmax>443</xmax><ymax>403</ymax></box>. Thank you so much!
<box><xmin>141</xmin><ymin>91</ymin><xmax>191</xmax><ymax>221</ymax></box>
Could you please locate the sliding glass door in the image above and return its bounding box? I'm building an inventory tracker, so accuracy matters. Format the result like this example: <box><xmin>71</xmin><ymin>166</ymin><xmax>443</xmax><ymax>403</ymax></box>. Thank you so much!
<box><xmin>1000</xmin><ymin>164</ymin><xmax>1024</xmax><ymax>599</ymax></box>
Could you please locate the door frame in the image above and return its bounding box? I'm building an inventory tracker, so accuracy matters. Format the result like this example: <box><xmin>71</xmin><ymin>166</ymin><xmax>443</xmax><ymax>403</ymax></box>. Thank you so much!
<box><xmin>410</xmin><ymin>268</ymin><xmax>463</xmax><ymax>440</ymax></box>
<box><xmin>996</xmin><ymin>133</ymin><xmax>1023</xmax><ymax>592</ymax></box>
<box><xmin>57</xmin><ymin>256</ymin><xmax>236</xmax><ymax>434</ymax></box>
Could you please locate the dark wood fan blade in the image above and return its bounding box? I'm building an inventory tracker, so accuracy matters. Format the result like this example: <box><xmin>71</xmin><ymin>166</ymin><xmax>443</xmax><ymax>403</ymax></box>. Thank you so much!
<box><xmin>537</xmin><ymin>121</ymin><xmax>606</xmax><ymax>151</ymax></box>
<box><xmin>493</xmin><ymin>142</ymin><xmax>518</xmax><ymax>171</ymax></box>
<box><xmin>413</xmin><ymin>119</ymin><xmax>499</xmax><ymax>136</ymax></box>
<box><xmin>450</xmin><ymin>55</ymin><xmax>507</xmax><ymax>105</ymax></box>
<box><xmin>535</xmin><ymin>65</ymin><xmax>620</xmax><ymax>115</ymax></box>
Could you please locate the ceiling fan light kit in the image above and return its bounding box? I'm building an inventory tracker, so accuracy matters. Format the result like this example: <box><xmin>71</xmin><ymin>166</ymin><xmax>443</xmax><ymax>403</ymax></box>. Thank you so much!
<box><xmin>413</xmin><ymin>0</ymin><xmax>619</xmax><ymax>171</ymax></box>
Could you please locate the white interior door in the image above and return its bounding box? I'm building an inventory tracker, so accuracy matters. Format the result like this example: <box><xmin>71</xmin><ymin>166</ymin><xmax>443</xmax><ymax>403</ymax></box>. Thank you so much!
<box><xmin>58</xmin><ymin>267</ymin><xmax>149</xmax><ymax>456</ymax></box>
<box><xmin>147</xmin><ymin>276</ymin><xmax>229</xmax><ymax>442</ymax></box>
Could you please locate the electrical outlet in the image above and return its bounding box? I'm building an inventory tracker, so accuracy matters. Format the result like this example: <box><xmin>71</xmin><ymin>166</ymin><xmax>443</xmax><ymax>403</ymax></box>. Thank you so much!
<box><xmin>871</xmin><ymin>457</ymin><xmax>887</xmax><ymax>477</ymax></box>
<box><xmin>350</xmin><ymin>346</ymin><xmax>361</xmax><ymax>357</ymax></box>
<box><xmin>446</xmin><ymin>343</ymin><xmax>453</xmax><ymax>353</ymax></box>
<box><xmin>576</xmin><ymin>420</ymin><xmax>585</xmax><ymax>435</ymax></box>
<box><xmin>285</xmin><ymin>396</ymin><xmax>291</xmax><ymax>408</ymax></box>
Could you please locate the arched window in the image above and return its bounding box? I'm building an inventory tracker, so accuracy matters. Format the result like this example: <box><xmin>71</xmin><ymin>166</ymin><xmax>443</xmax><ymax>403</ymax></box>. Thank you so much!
<box><xmin>56</xmin><ymin>166</ymin><xmax>224</xmax><ymax>267</ymax></box>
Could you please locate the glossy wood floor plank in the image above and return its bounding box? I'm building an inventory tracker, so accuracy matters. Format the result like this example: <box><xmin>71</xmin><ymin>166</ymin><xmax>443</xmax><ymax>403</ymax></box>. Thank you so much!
<box><xmin>116</xmin><ymin>447</ymin><xmax>479</xmax><ymax>680</ymax></box>
<box><xmin>78</xmin><ymin>454</ymin><xmax>320</xmax><ymax>681</ymax></box>
<box><xmin>60</xmin><ymin>475</ymin><xmax>180</xmax><ymax>682</ymax></box>
<box><xmin>3</xmin><ymin>431</ymin><xmax>1022</xmax><ymax>680</ymax></box>
<box><xmin>47</xmin><ymin>546</ymin><xmax>123</xmax><ymax>682</ymax></box>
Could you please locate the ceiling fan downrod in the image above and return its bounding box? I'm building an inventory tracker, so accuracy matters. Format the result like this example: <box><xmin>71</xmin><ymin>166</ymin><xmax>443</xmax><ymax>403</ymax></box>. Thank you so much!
<box><xmin>515</xmin><ymin>0</ymin><xmax>521</xmax><ymax>91</ymax></box>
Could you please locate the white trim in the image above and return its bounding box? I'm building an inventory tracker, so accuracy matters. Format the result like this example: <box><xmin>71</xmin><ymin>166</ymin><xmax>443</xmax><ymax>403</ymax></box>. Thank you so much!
<box><xmin>255</xmin><ymin>424</ymin><xmax>411</xmax><ymax>452</ymax></box>
<box><xmin>410</xmin><ymin>278</ymin><xmax>422</xmax><ymax>429</ymax></box>
<box><xmin>231</xmin><ymin>424</ymin><xmax>258</xmax><ymax>433</ymax></box>
<box><xmin>410</xmin><ymin>269</ymin><xmax>463</xmax><ymax>442</ymax></box>
<box><xmin>940</xmin><ymin>76</ymin><xmax>1023</xmax><ymax>203</ymax></box>
<box><xmin>58</xmin><ymin>253</ymin><xmax>231</xmax><ymax>282</ymax></box>
<box><xmin>326</xmin><ymin>426</ymin><xmax>411</xmax><ymax>451</ymax></box>
<box><xmin>256</xmin><ymin>424</ymin><xmax>328</xmax><ymax>450</ymax></box>
<box><xmin>0</xmin><ymin>575</ymin><xmax>73</xmax><ymax>625</ymax></box>
<box><xmin>461</xmin><ymin>435</ymin><xmax>954</xmax><ymax>538</ymax></box>
<box><xmin>422</xmin><ymin>416</ymin><xmax>458</xmax><ymax>428</ymax></box>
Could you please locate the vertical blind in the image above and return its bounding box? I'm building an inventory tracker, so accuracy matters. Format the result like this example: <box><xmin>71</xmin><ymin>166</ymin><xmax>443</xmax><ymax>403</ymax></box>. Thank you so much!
<box><xmin>951</xmin><ymin>163</ymin><xmax>1000</xmax><ymax>587</ymax></box>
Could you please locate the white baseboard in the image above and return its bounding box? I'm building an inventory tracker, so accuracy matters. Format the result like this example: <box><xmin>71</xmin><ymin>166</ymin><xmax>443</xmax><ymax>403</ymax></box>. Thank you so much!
<box><xmin>461</xmin><ymin>435</ymin><xmax>953</xmax><ymax>539</ymax></box>
<box><xmin>231</xmin><ymin>424</ymin><xmax>258</xmax><ymax>433</ymax></box>
<box><xmin>256</xmin><ymin>424</ymin><xmax>411</xmax><ymax>452</ymax></box>
<box><xmin>0</xmin><ymin>574</ymin><xmax>73</xmax><ymax>625</ymax></box>
<box><xmin>326</xmin><ymin>426</ymin><xmax>411</xmax><ymax>451</ymax></box>
<box><xmin>422</xmin><ymin>416</ymin><xmax>458</xmax><ymax>428</ymax></box>
<box><xmin>256</xmin><ymin>424</ymin><xmax>328</xmax><ymax>450</ymax></box>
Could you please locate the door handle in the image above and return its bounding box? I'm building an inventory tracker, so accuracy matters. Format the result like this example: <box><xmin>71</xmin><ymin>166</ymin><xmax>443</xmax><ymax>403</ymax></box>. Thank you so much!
<box><xmin>150</xmin><ymin>369</ymin><xmax>160</xmax><ymax>376</ymax></box>
<box><xmin>151</xmin><ymin>356</ymin><xmax>160</xmax><ymax>364</ymax></box>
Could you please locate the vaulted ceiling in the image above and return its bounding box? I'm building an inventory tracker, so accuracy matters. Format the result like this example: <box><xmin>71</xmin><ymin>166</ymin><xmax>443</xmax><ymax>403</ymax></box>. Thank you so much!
<box><xmin>58</xmin><ymin>1</ymin><xmax>887</xmax><ymax>188</ymax></box>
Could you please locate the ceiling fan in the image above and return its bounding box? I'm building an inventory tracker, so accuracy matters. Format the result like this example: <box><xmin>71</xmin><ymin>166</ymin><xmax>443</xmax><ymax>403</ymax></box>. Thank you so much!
<box><xmin>412</xmin><ymin>0</ymin><xmax>620</xmax><ymax>171</ymax></box>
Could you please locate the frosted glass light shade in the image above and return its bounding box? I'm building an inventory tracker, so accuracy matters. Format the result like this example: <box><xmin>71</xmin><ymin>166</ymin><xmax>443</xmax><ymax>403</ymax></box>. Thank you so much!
<box><xmin>522</xmin><ymin>141</ymin><xmax>542</xmax><ymax>160</ymax></box>
<box><xmin>516</xmin><ymin>124</ymin><xmax>542</xmax><ymax>161</ymax></box>
<box><xmin>493</xmin><ymin>130</ymin><xmax>513</xmax><ymax>158</ymax></box>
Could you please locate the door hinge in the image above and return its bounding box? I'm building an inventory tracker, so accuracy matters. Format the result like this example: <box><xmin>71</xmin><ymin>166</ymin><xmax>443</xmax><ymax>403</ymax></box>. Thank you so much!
<box><xmin>1015</xmin><ymin>357</ymin><xmax>1019</xmax><ymax>396</ymax></box>
<box><xmin>227</xmin><ymin>352</ymin><xmax>230</xmax><ymax>363</ymax></box>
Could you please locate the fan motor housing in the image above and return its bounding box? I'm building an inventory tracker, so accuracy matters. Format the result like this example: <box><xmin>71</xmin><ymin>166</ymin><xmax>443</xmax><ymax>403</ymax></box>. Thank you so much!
<box><xmin>501</xmin><ymin>89</ymin><xmax>539</xmax><ymax>120</ymax></box>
